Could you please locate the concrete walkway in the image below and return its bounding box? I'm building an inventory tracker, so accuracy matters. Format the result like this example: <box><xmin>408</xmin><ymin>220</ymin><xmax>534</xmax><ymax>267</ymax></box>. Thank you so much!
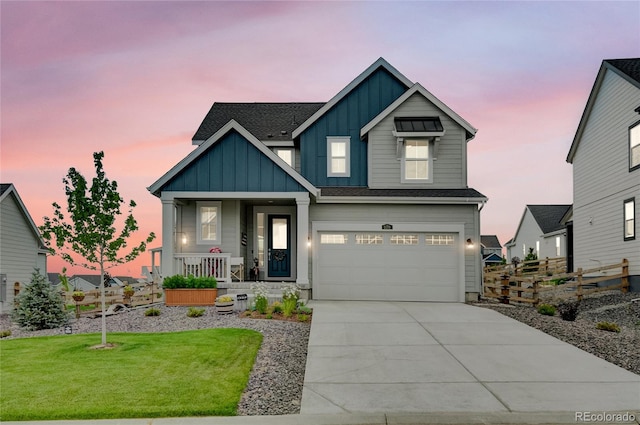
<box><xmin>301</xmin><ymin>301</ymin><xmax>640</xmax><ymax>415</ymax></box>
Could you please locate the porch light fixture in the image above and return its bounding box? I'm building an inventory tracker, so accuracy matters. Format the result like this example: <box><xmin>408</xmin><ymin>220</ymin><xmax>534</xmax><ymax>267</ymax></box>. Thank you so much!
<box><xmin>307</xmin><ymin>238</ymin><xmax>311</xmax><ymax>248</ymax></box>
<box><xmin>466</xmin><ymin>238</ymin><xmax>474</xmax><ymax>249</ymax></box>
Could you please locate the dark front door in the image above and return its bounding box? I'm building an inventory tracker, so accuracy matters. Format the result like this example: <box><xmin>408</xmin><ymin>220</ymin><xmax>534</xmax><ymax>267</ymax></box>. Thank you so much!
<box><xmin>268</xmin><ymin>215</ymin><xmax>291</xmax><ymax>277</ymax></box>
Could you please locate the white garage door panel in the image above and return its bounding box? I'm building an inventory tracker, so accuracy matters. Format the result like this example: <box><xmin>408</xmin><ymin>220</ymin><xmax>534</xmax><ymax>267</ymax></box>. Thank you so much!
<box><xmin>315</xmin><ymin>231</ymin><xmax>460</xmax><ymax>302</ymax></box>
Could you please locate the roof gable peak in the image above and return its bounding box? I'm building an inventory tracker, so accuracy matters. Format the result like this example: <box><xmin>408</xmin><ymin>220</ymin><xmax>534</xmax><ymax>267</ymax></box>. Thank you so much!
<box><xmin>292</xmin><ymin>58</ymin><xmax>413</xmax><ymax>139</ymax></box>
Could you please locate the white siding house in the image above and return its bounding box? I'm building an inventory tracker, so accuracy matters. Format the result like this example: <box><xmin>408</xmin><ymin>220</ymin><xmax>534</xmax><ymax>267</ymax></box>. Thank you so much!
<box><xmin>0</xmin><ymin>184</ymin><xmax>48</xmax><ymax>313</ymax></box>
<box><xmin>566</xmin><ymin>59</ymin><xmax>640</xmax><ymax>290</ymax></box>
<box><xmin>505</xmin><ymin>205</ymin><xmax>571</xmax><ymax>262</ymax></box>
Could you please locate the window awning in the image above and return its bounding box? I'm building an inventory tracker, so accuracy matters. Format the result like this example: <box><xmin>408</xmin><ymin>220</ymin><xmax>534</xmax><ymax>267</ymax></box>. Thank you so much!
<box><xmin>394</xmin><ymin>117</ymin><xmax>443</xmax><ymax>133</ymax></box>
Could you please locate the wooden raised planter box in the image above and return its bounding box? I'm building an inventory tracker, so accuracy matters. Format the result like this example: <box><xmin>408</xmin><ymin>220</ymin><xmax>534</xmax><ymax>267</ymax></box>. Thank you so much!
<box><xmin>164</xmin><ymin>289</ymin><xmax>218</xmax><ymax>306</ymax></box>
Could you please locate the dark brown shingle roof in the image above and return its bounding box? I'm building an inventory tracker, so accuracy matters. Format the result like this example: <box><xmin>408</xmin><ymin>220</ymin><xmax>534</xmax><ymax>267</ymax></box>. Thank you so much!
<box><xmin>192</xmin><ymin>103</ymin><xmax>325</xmax><ymax>142</ymax></box>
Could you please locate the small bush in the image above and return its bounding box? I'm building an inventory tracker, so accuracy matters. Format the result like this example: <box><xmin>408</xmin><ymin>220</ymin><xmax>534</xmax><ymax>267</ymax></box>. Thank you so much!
<box><xmin>265</xmin><ymin>314</ymin><xmax>273</xmax><ymax>319</ymax></box>
<box><xmin>297</xmin><ymin>314</ymin><xmax>309</xmax><ymax>322</ymax></box>
<box><xmin>243</xmin><ymin>310</ymin><xmax>252</xmax><ymax>317</ymax></box>
<box><xmin>145</xmin><ymin>307</ymin><xmax>161</xmax><ymax>317</ymax></box>
<box><xmin>297</xmin><ymin>304</ymin><xmax>312</xmax><ymax>315</ymax></box>
<box><xmin>537</xmin><ymin>304</ymin><xmax>556</xmax><ymax>316</ymax></box>
<box><xmin>12</xmin><ymin>270</ymin><xmax>69</xmax><ymax>330</ymax></box>
<box><xmin>557</xmin><ymin>301</ymin><xmax>580</xmax><ymax>321</ymax></box>
<box><xmin>163</xmin><ymin>274</ymin><xmax>217</xmax><ymax>289</ymax></box>
<box><xmin>0</xmin><ymin>329</ymin><xmax>12</xmax><ymax>338</ymax></box>
<box><xmin>596</xmin><ymin>321</ymin><xmax>621</xmax><ymax>333</ymax></box>
<box><xmin>251</xmin><ymin>282</ymin><xmax>268</xmax><ymax>314</ymax></box>
<box><xmin>270</xmin><ymin>301</ymin><xmax>283</xmax><ymax>313</ymax></box>
<box><xmin>187</xmin><ymin>307</ymin><xmax>205</xmax><ymax>317</ymax></box>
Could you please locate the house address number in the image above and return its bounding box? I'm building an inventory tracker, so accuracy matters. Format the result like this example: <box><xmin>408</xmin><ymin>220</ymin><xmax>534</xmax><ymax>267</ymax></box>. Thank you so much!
<box><xmin>382</xmin><ymin>224</ymin><xmax>393</xmax><ymax>230</ymax></box>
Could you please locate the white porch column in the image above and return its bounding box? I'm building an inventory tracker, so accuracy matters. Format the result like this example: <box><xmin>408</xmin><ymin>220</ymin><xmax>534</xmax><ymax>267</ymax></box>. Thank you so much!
<box><xmin>161</xmin><ymin>199</ymin><xmax>175</xmax><ymax>280</ymax></box>
<box><xmin>296</xmin><ymin>195</ymin><xmax>310</xmax><ymax>286</ymax></box>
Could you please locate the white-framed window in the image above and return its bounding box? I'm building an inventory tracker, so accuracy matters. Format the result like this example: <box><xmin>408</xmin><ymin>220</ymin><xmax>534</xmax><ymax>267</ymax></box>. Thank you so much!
<box><xmin>327</xmin><ymin>136</ymin><xmax>350</xmax><ymax>177</ymax></box>
<box><xmin>630</xmin><ymin>121</ymin><xmax>640</xmax><ymax>171</ymax></box>
<box><xmin>197</xmin><ymin>201</ymin><xmax>221</xmax><ymax>244</ymax></box>
<box><xmin>555</xmin><ymin>236</ymin><xmax>561</xmax><ymax>256</ymax></box>
<box><xmin>390</xmin><ymin>234</ymin><xmax>419</xmax><ymax>245</ymax></box>
<box><xmin>402</xmin><ymin>139</ymin><xmax>431</xmax><ymax>182</ymax></box>
<box><xmin>320</xmin><ymin>234</ymin><xmax>349</xmax><ymax>244</ymax></box>
<box><xmin>355</xmin><ymin>234</ymin><xmax>383</xmax><ymax>245</ymax></box>
<box><xmin>274</xmin><ymin>148</ymin><xmax>294</xmax><ymax>167</ymax></box>
<box><xmin>624</xmin><ymin>198</ymin><xmax>635</xmax><ymax>241</ymax></box>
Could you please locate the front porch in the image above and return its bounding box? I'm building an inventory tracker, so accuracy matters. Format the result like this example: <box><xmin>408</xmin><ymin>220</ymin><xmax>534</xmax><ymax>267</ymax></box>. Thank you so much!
<box><xmin>146</xmin><ymin>192</ymin><xmax>311</xmax><ymax>288</ymax></box>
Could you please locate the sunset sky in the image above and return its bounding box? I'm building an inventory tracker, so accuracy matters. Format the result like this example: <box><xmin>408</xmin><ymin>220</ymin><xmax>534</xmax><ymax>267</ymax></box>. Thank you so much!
<box><xmin>1</xmin><ymin>1</ymin><xmax>639</xmax><ymax>278</ymax></box>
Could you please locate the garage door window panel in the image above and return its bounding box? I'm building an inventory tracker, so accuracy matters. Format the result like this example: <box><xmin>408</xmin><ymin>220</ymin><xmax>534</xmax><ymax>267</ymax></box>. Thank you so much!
<box><xmin>356</xmin><ymin>234</ymin><xmax>383</xmax><ymax>245</ymax></box>
<box><xmin>426</xmin><ymin>234</ymin><xmax>455</xmax><ymax>245</ymax></box>
<box><xmin>321</xmin><ymin>234</ymin><xmax>349</xmax><ymax>244</ymax></box>
<box><xmin>390</xmin><ymin>234</ymin><xmax>419</xmax><ymax>245</ymax></box>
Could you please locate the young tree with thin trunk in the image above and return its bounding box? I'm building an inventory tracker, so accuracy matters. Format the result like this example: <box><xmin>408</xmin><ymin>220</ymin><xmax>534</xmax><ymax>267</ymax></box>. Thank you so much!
<box><xmin>40</xmin><ymin>151</ymin><xmax>155</xmax><ymax>347</ymax></box>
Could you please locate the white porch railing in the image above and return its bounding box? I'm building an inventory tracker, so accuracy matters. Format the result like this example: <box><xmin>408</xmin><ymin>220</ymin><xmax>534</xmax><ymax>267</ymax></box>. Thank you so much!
<box><xmin>174</xmin><ymin>253</ymin><xmax>231</xmax><ymax>283</ymax></box>
<box><xmin>144</xmin><ymin>249</ymin><xmax>232</xmax><ymax>284</ymax></box>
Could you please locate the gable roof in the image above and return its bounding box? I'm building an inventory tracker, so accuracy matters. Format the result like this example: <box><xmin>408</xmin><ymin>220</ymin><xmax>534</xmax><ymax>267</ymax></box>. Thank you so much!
<box><xmin>360</xmin><ymin>83</ymin><xmax>477</xmax><ymax>140</ymax></box>
<box><xmin>292</xmin><ymin>58</ymin><xmax>413</xmax><ymax>139</ymax></box>
<box><xmin>192</xmin><ymin>103</ymin><xmax>324</xmax><ymax>144</ymax></box>
<box><xmin>148</xmin><ymin>120</ymin><xmax>319</xmax><ymax>197</ymax></box>
<box><xmin>481</xmin><ymin>235</ymin><xmax>502</xmax><ymax>249</ymax></box>
<box><xmin>0</xmin><ymin>183</ymin><xmax>47</xmax><ymax>250</ymax></box>
<box><xmin>567</xmin><ymin>58</ymin><xmax>640</xmax><ymax>163</ymax></box>
<box><xmin>527</xmin><ymin>204</ymin><xmax>572</xmax><ymax>235</ymax></box>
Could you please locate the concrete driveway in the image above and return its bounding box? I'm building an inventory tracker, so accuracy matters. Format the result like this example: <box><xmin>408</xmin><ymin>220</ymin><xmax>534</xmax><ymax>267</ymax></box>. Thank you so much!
<box><xmin>301</xmin><ymin>301</ymin><xmax>640</xmax><ymax>415</ymax></box>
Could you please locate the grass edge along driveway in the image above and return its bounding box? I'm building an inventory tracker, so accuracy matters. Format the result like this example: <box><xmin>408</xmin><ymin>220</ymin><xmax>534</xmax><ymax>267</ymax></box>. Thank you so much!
<box><xmin>0</xmin><ymin>329</ymin><xmax>262</xmax><ymax>421</ymax></box>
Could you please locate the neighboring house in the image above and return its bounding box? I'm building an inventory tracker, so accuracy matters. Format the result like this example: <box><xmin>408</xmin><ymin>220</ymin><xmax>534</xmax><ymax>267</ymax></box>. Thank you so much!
<box><xmin>148</xmin><ymin>58</ymin><xmax>487</xmax><ymax>302</ymax></box>
<box><xmin>0</xmin><ymin>184</ymin><xmax>48</xmax><ymax>313</ymax></box>
<box><xmin>481</xmin><ymin>235</ymin><xmax>503</xmax><ymax>265</ymax></box>
<box><xmin>505</xmin><ymin>205</ymin><xmax>571</xmax><ymax>262</ymax></box>
<box><xmin>566</xmin><ymin>58</ymin><xmax>640</xmax><ymax>290</ymax></box>
<box><xmin>67</xmin><ymin>274</ymin><xmax>134</xmax><ymax>291</ymax></box>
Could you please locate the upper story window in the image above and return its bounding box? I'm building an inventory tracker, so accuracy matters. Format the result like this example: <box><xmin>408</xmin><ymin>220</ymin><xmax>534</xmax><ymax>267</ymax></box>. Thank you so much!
<box><xmin>274</xmin><ymin>148</ymin><xmax>294</xmax><ymax>167</ymax></box>
<box><xmin>197</xmin><ymin>201</ymin><xmax>221</xmax><ymax>244</ymax></box>
<box><xmin>402</xmin><ymin>139</ymin><xmax>431</xmax><ymax>182</ymax></box>
<box><xmin>327</xmin><ymin>136</ymin><xmax>350</xmax><ymax>177</ymax></box>
<box><xmin>630</xmin><ymin>121</ymin><xmax>640</xmax><ymax>171</ymax></box>
<box><xmin>624</xmin><ymin>198</ymin><xmax>635</xmax><ymax>241</ymax></box>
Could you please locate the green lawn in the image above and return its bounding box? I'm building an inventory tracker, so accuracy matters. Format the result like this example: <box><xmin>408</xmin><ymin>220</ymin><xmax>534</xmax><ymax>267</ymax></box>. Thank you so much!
<box><xmin>0</xmin><ymin>329</ymin><xmax>262</xmax><ymax>421</ymax></box>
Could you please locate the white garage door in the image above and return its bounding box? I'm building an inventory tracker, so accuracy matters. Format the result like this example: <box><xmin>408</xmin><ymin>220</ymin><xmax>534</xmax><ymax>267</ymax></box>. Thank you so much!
<box><xmin>315</xmin><ymin>231</ymin><xmax>460</xmax><ymax>301</ymax></box>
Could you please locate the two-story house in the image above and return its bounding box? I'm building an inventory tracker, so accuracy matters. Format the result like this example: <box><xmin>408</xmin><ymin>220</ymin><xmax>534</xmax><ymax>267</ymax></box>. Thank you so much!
<box><xmin>0</xmin><ymin>183</ymin><xmax>48</xmax><ymax>313</ymax></box>
<box><xmin>481</xmin><ymin>235</ymin><xmax>503</xmax><ymax>265</ymax></box>
<box><xmin>148</xmin><ymin>58</ymin><xmax>487</xmax><ymax>302</ymax></box>
<box><xmin>566</xmin><ymin>58</ymin><xmax>639</xmax><ymax>290</ymax></box>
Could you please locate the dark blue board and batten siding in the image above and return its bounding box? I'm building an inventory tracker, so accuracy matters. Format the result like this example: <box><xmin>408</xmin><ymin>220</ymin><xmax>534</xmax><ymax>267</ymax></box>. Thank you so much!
<box><xmin>299</xmin><ymin>67</ymin><xmax>409</xmax><ymax>187</ymax></box>
<box><xmin>160</xmin><ymin>130</ymin><xmax>308</xmax><ymax>193</ymax></box>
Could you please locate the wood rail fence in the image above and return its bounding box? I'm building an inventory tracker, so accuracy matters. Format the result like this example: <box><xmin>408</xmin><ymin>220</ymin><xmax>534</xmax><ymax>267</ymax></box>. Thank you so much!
<box><xmin>64</xmin><ymin>282</ymin><xmax>161</xmax><ymax>316</ymax></box>
<box><xmin>483</xmin><ymin>259</ymin><xmax>630</xmax><ymax>305</ymax></box>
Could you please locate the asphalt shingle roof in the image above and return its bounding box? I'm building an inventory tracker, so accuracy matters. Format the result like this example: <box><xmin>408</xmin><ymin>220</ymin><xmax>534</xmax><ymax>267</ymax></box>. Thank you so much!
<box><xmin>192</xmin><ymin>103</ymin><xmax>325</xmax><ymax>142</ymax></box>
<box><xmin>481</xmin><ymin>235</ymin><xmax>502</xmax><ymax>248</ymax></box>
<box><xmin>527</xmin><ymin>204</ymin><xmax>572</xmax><ymax>234</ymax></box>
<box><xmin>0</xmin><ymin>184</ymin><xmax>11</xmax><ymax>196</ymax></box>
<box><xmin>605</xmin><ymin>58</ymin><xmax>640</xmax><ymax>85</ymax></box>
